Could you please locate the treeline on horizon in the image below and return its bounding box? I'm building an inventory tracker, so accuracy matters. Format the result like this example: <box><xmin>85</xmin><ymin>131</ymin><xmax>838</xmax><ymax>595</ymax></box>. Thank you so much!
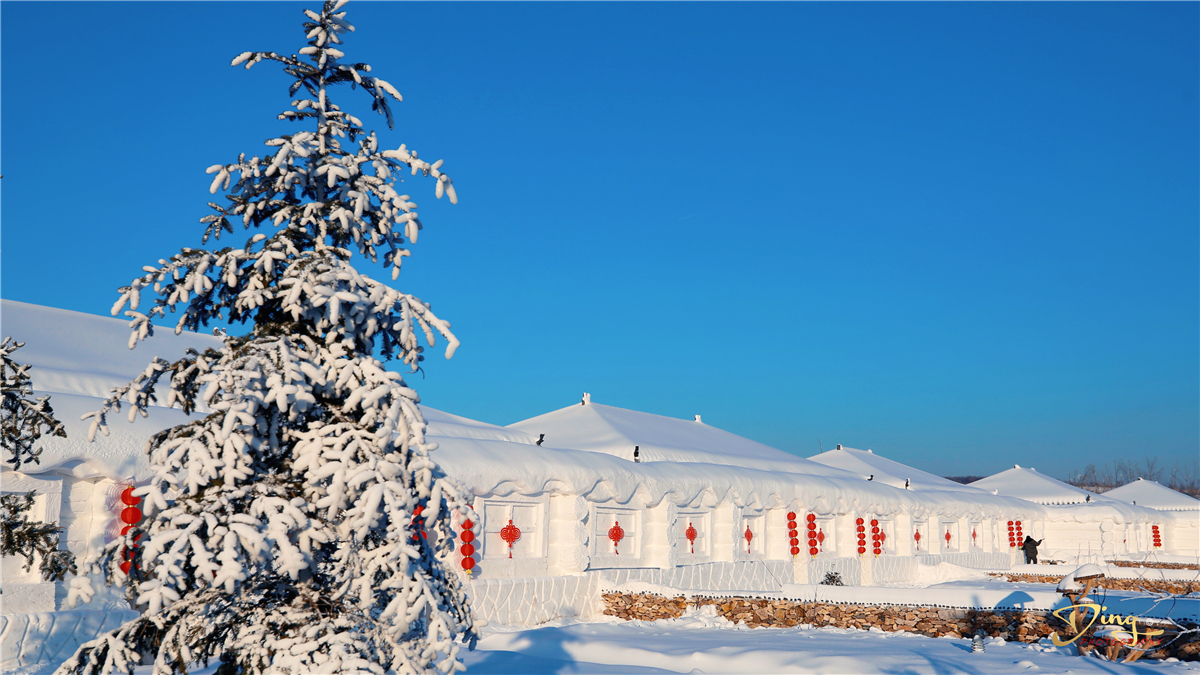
<box><xmin>944</xmin><ymin>457</ymin><xmax>1200</xmax><ymax>498</ymax></box>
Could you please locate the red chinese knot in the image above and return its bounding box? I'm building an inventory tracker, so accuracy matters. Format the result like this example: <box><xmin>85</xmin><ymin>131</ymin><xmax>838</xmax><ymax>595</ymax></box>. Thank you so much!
<box><xmin>685</xmin><ymin>522</ymin><xmax>697</xmax><ymax>554</ymax></box>
<box><xmin>500</xmin><ymin>519</ymin><xmax>521</xmax><ymax>559</ymax></box>
<box><xmin>608</xmin><ymin>521</ymin><xmax>624</xmax><ymax>555</ymax></box>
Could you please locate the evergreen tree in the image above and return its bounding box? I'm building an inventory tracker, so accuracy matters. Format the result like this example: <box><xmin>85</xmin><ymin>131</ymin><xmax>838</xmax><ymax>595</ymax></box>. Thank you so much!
<box><xmin>1</xmin><ymin>340</ymin><xmax>76</xmax><ymax>586</ymax></box>
<box><xmin>2</xmin><ymin>337</ymin><xmax>68</xmax><ymax>471</ymax></box>
<box><xmin>1</xmin><ymin>491</ymin><xmax>78</xmax><ymax>585</ymax></box>
<box><xmin>59</xmin><ymin>2</ymin><xmax>478</xmax><ymax>673</ymax></box>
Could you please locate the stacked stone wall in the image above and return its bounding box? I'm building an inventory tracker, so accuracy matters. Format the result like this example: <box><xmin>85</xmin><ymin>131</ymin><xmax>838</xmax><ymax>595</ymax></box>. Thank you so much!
<box><xmin>1107</xmin><ymin>561</ymin><xmax>1199</xmax><ymax>571</ymax></box>
<box><xmin>600</xmin><ymin>592</ymin><xmax>1199</xmax><ymax>661</ymax></box>
<box><xmin>991</xmin><ymin>574</ymin><xmax>1196</xmax><ymax>595</ymax></box>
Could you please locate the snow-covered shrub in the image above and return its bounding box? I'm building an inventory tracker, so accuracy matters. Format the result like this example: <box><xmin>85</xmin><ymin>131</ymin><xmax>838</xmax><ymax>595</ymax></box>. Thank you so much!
<box><xmin>57</xmin><ymin>2</ymin><xmax>478</xmax><ymax>673</ymax></box>
<box><xmin>1</xmin><ymin>338</ymin><xmax>77</xmax><ymax>587</ymax></box>
<box><xmin>2</xmin><ymin>337</ymin><xmax>67</xmax><ymax>471</ymax></box>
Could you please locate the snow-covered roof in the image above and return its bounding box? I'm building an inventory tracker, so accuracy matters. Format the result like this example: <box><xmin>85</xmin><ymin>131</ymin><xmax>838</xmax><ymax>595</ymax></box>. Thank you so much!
<box><xmin>969</xmin><ymin>465</ymin><xmax>1162</xmax><ymax>524</ymax></box>
<box><xmin>1102</xmin><ymin>478</ymin><xmax>1200</xmax><ymax>512</ymax></box>
<box><xmin>969</xmin><ymin>465</ymin><xmax>1100</xmax><ymax>506</ymax></box>
<box><xmin>507</xmin><ymin>399</ymin><xmax>861</xmax><ymax>478</ymax></box>
<box><xmin>2</xmin><ymin>299</ymin><xmax>224</xmax><ymax>480</ymax></box>
<box><xmin>806</xmin><ymin>446</ymin><xmax>989</xmax><ymax>494</ymax></box>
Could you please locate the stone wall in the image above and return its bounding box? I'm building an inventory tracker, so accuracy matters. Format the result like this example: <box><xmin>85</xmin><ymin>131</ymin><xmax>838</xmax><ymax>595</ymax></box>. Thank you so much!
<box><xmin>1107</xmin><ymin>561</ymin><xmax>1199</xmax><ymax>571</ymax></box>
<box><xmin>600</xmin><ymin>592</ymin><xmax>1200</xmax><ymax>661</ymax></box>
<box><xmin>991</xmin><ymin>573</ymin><xmax>1197</xmax><ymax>595</ymax></box>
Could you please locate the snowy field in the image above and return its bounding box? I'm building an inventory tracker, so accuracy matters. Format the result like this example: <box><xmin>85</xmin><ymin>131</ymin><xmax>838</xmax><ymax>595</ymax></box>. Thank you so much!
<box><xmin>15</xmin><ymin>604</ymin><xmax>1198</xmax><ymax>675</ymax></box>
<box><xmin>464</xmin><ymin>610</ymin><xmax>1200</xmax><ymax>675</ymax></box>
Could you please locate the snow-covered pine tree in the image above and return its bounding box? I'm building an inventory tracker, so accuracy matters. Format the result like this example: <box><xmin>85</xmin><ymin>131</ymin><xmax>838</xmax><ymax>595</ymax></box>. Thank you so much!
<box><xmin>1</xmin><ymin>338</ymin><xmax>77</xmax><ymax>586</ymax></box>
<box><xmin>3</xmin><ymin>337</ymin><xmax>68</xmax><ymax>471</ymax></box>
<box><xmin>58</xmin><ymin>2</ymin><xmax>478</xmax><ymax>673</ymax></box>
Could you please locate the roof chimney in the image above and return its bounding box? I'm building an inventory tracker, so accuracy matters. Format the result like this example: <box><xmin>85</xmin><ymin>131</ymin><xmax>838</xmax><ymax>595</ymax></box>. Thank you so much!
<box><xmin>581</xmin><ymin>392</ymin><xmax>591</xmax><ymax>405</ymax></box>
<box><xmin>694</xmin><ymin>414</ymin><xmax>702</xmax><ymax>423</ymax></box>
<box><xmin>836</xmin><ymin>444</ymin><xmax>842</xmax><ymax>450</ymax></box>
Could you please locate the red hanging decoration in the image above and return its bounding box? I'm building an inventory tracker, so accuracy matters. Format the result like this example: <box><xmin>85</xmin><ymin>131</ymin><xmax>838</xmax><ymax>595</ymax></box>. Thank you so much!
<box><xmin>944</xmin><ymin>530</ymin><xmax>952</xmax><ymax>544</ymax></box>
<box><xmin>744</xmin><ymin>525</ymin><xmax>753</xmax><ymax>554</ymax></box>
<box><xmin>120</xmin><ymin>507</ymin><xmax>142</xmax><ymax>525</ymax></box>
<box><xmin>914</xmin><ymin>529</ymin><xmax>921</xmax><ymax>551</ymax></box>
<box><xmin>685</xmin><ymin>522</ymin><xmax>697</xmax><ymax>554</ymax></box>
<box><xmin>500</xmin><ymin>519</ymin><xmax>521</xmax><ymax>559</ymax></box>
<box><xmin>608</xmin><ymin>521</ymin><xmax>625</xmax><ymax>555</ymax></box>
<box><xmin>856</xmin><ymin>516</ymin><xmax>867</xmax><ymax>556</ymax></box>
<box><xmin>460</xmin><ymin>517</ymin><xmax>477</xmax><ymax>572</ymax></box>
<box><xmin>120</xmin><ymin>487</ymin><xmax>140</xmax><ymax>506</ymax></box>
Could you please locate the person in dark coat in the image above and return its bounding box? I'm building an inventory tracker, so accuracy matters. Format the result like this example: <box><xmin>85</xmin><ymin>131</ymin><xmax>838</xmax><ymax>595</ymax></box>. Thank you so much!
<box><xmin>1022</xmin><ymin>535</ymin><xmax>1044</xmax><ymax>564</ymax></box>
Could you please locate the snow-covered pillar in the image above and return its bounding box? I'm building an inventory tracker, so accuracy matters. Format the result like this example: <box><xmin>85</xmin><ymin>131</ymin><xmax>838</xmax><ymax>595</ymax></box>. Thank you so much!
<box><xmin>641</xmin><ymin>501</ymin><xmax>672</xmax><ymax>569</ymax></box>
<box><xmin>546</xmin><ymin>494</ymin><xmax>589</xmax><ymax>575</ymax></box>
<box><xmin>711</xmin><ymin>502</ymin><xmax>735</xmax><ymax>563</ymax></box>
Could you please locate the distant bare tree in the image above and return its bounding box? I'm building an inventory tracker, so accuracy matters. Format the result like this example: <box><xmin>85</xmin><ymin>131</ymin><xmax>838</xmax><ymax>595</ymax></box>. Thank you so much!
<box><xmin>1167</xmin><ymin>458</ymin><xmax>1200</xmax><ymax>498</ymax></box>
<box><xmin>1068</xmin><ymin>456</ymin><xmax>1167</xmax><ymax>494</ymax></box>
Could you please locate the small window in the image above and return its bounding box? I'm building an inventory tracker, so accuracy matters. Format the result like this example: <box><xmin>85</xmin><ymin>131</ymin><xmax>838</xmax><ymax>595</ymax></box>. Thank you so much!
<box><xmin>676</xmin><ymin>510</ymin><xmax>711</xmax><ymax>560</ymax></box>
<box><xmin>742</xmin><ymin>513</ymin><xmax>765</xmax><ymax>556</ymax></box>
<box><xmin>802</xmin><ymin>514</ymin><xmax>836</xmax><ymax>557</ymax></box>
<box><xmin>481</xmin><ymin>500</ymin><xmax>543</xmax><ymax>560</ymax></box>
<box><xmin>940</xmin><ymin>521</ymin><xmax>960</xmax><ymax>552</ymax></box>
<box><xmin>594</xmin><ymin>506</ymin><xmax>641</xmax><ymax>561</ymax></box>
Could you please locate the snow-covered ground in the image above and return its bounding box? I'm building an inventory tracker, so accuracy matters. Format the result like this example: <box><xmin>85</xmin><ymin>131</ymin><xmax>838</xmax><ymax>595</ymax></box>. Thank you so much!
<box><xmin>464</xmin><ymin>610</ymin><xmax>1200</xmax><ymax>675</ymax></box>
<box><xmin>15</xmin><ymin>610</ymin><xmax>1197</xmax><ymax>675</ymax></box>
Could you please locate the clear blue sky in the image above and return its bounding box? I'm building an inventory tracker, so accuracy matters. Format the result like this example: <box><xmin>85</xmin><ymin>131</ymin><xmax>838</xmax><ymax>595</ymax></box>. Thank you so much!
<box><xmin>2</xmin><ymin>2</ymin><xmax>1196</xmax><ymax>480</ymax></box>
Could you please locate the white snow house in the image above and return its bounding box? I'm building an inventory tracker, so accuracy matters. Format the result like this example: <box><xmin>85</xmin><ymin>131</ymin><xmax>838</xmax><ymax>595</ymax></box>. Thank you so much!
<box><xmin>970</xmin><ymin>466</ymin><xmax>1198</xmax><ymax>561</ymax></box>
<box><xmin>1</xmin><ymin>300</ymin><xmax>1188</xmax><ymax>669</ymax></box>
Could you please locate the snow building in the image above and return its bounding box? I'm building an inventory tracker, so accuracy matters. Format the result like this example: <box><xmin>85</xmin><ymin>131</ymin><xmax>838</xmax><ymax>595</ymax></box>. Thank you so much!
<box><xmin>970</xmin><ymin>465</ymin><xmax>1198</xmax><ymax>561</ymax></box>
<box><xmin>0</xmin><ymin>299</ymin><xmax>1179</xmax><ymax>667</ymax></box>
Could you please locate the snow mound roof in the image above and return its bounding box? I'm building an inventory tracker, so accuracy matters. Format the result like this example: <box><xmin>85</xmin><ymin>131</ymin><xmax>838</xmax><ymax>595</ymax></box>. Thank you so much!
<box><xmin>969</xmin><ymin>466</ymin><xmax>1101</xmax><ymax>506</ymax></box>
<box><xmin>2</xmin><ymin>299</ymin><xmax>225</xmax><ymax>480</ymax></box>
<box><xmin>1102</xmin><ymin>478</ymin><xmax>1200</xmax><ymax>512</ymax></box>
<box><xmin>806</xmin><ymin>446</ymin><xmax>989</xmax><ymax>494</ymax></box>
<box><xmin>507</xmin><ymin>399</ymin><xmax>860</xmax><ymax>478</ymax></box>
<box><xmin>421</xmin><ymin>405</ymin><xmax>540</xmax><ymax>446</ymax></box>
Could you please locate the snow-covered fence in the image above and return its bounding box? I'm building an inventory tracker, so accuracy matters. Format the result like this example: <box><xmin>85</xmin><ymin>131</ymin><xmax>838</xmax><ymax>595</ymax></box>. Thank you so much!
<box><xmin>467</xmin><ymin>575</ymin><xmax>601</xmax><ymax>627</ymax></box>
<box><xmin>0</xmin><ymin>610</ymin><xmax>137</xmax><ymax>672</ymax></box>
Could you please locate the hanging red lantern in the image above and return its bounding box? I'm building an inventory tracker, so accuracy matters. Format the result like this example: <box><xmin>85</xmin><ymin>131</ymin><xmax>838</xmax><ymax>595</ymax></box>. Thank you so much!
<box><xmin>856</xmin><ymin>518</ymin><xmax>864</xmax><ymax>526</ymax></box>
<box><xmin>944</xmin><ymin>530</ymin><xmax>952</xmax><ymax>544</ymax></box>
<box><xmin>806</xmin><ymin>514</ymin><xmax>816</xmax><ymax>523</ymax></box>
<box><xmin>744</xmin><ymin>526</ymin><xmax>753</xmax><ymax>554</ymax></box>
<box><xmin>121</xmin><ymin>507</ymin><xmax>142</xmax><ymax>525</ymax></box>
<box><xmin>790</xmin><ymin>546</ymin><xmax>800</xmax><ymax>556</ymax></box>
<box><xmin>120</xmin><ymin>487</ymin><xmax>140</xmax><ymax>506</ymax></box>
<box><xmin>460</xmin><ymin>543</ymin><xmax>475</xmax><ymax>557</ymax></box>
<box><xmin>790</xmin><ymin>537</ymin><xmax>800</xmax><ymax>547</ymax></box>
<box><xmin>685</xmin><ymin>522</ymin><xmax>697</xmax><ymax>554</ymax></box>
<box><xmin>500</xmin><ymin>519</ymin><xmax>521</xmax><ymax>559</ymax></box>
<box><xmin>608</xmin><ymin>521</ymin><xmax>624</xmax><ymax>555</ymax></box>
<box><xmin>809</xmin><ymin>546</ymin><xmax>819</xmax><ymax>556</ymax></box>
<box><xmin>461</xmin><ymin>530</ymin><xmax>475</xmax><ymax>544</ymax></box>
<box><xmin>857</xmin><ymin>546</ymin><xmax>866</xmax><ymax>555</ymax></box>
<box><xmin>461</xmin><ymin>556</ymin><xmax>475</xmax><ymax>571</ymax></box>
<box><xmin>816</xmin><ymin>530</ymin><xmax>824</xmax><ymax>544</ymax></box>
<box><xmin>870</xmin><ymin>519</ymin><xmax>878</xmax><ymax>527</ymax></box>
<box><xmin>787</xmin><ymin>512</ymin><xmax>797</xmax><ymax>521</ymax></box>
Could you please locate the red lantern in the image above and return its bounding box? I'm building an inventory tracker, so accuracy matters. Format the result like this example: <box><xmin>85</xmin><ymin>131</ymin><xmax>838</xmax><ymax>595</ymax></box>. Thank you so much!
<box><xmin>500</xmin><ymin>519</ymin><xmax>521</xmax><ymax>559</ymax></box>
<box><xmin>944</xmin><ymin>531</ymin><xmax>952</xmax><ymax>544</ymax></box>
<box><xmin>120</xmin><ymin>560</ymin><xmax>132</xmax><ymax>574</ymax></box>
<box><xmin>787</xmin><ymin>512</ymin><xmax>797</xmax><ymax>521</ymax></box>
<box><xmin>807</xmin><ymin>514</ymin><xmax>816</xmax><ymax>523</ymax></box>
<box><xmin>857</xmin><ymin>546</ymin><xmax>866</xmax><ymax>555</ymax></box>
<box><xmin>873</xmin><ymin>548</ymin><xmax>882</xmax><ymax>556</ymax></box>
<box><xmin>685</xmin><ymin>522</ymin><xmax>697</xmax><ymax>554</ymax></box>
<box><xmin>1007</xmin><ymin>521</ymin><xmax>1013</xmax><ymax>527</ymax></box>
<box><xmin>809</xmin><ymin>546</ymin><xmax>819</xmax><ymax>556</ymax></box>
<box><xmin>790</xmin><ymin>537</ymin><xmax>799</xmax><ymax>547</ymax></box>
<box><xmin>121</xmin><ymin>507</ymin><xmax>142</xmax><ymax>525</ymax></box>
<box><xmin>608</xmin><ymin>521</ymin><xmax>625</xmax><ymax>555</ymax></box>
<box><xmin>816</xmin><ymin>530</ymin><xmax>824</xmax><ymax>544</ymax></box>
<box><xmin>120</xmin><ymin>487</ymin><xmax>140</xmax><ymax>506</ymax></box>
<box><xmin>744</xmin><ymin>526</ymin><xmax>754</xmax><ymax>554</ymax></box>
<box><xmin>807</xmin><ymin>538</ymin><xmax>817</xmax><ymax>547</ymax></box>
<box><xmin>871</xmin><ymin>526</ymin><xmax>879</xmax><ymax>535</ymax></box>
<box><xmin>462</xmin><ymin>519</ymin><xmax>474</xmax><ymax>530</ymax></box>
<box><xmin>856</xmin><ymin>518</ymin><xmax>864</xmax><ymax>526</ymax></box>
<box><xmin>790</xmin><ymin>546</ymin><xmax>801</xmax><ymax>556</ymax></box>
<box><xmin>870</xmin><ymin>519</ymin><xmax>878</xmax><ymax>527</ymax></box>
<box><xmin>461</xmin><ymin>557</ymin><xmax>475</xmax><ymax>571</ymax></box>
<box><xmin>460</xmin><ymin>530</ymin><xmax>475</xmax><ymax>544</ymax></box>
<box><xmin>460</xmin><ymin>543</ymin><xmax>475</xmax><ymax>556</ymax></box>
